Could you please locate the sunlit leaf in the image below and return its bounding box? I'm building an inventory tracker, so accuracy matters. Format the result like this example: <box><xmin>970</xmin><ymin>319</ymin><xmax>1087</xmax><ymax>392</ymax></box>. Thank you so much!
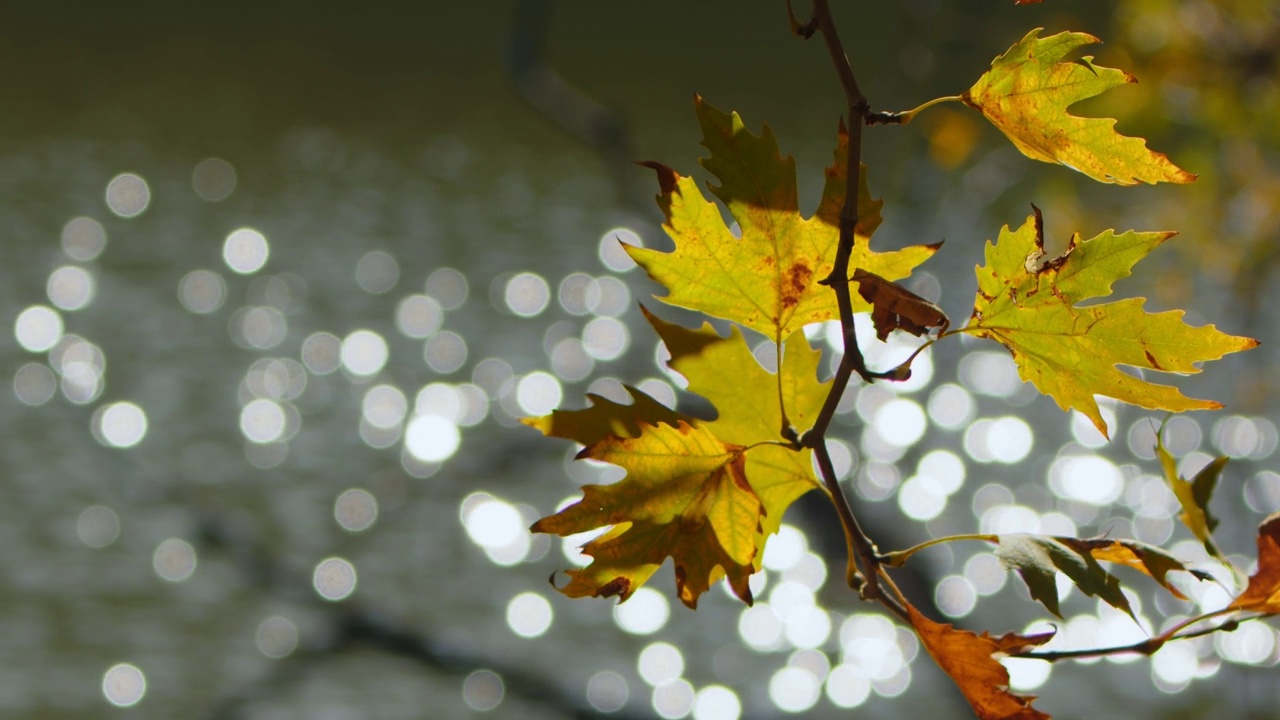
<box><xmin>1229</xmin><ymin>513</ymin><xmax>1280</xmax><ymax>614</ymax></box>
<box><xmin>643</xmin><ymin>307</ymin><xmax>825</xmax><ymax>543</ymax></box>
<box><xmin>906</xmin><ymin>603</ymin><xmax>1052</xmax><ymax>720</ymax></box>
<box><xmin>963</xmin><ymin>28</ymin><xmax>1195</xmax><ymax>185</ymax></box>
<box><xmin>532</xmin><ymin>420</ymin><xmax>762</xmax><ymax>608</ymax></box>
<box><xmin>627</xmin><ymin>97</ymin><xmax>937</xmax><ymax>341</ymax></box>
<box><xmin>967</xmin><ymin>208</ymin><xmax>1257</xmax><ymax>436</ymax></box>
<box><xmin>1155</xmin><ymin>427</ymin><xmax>1229</xmax><ymax>560</ymax></box>
<box><xmin>995</xmin><ymin>534</ymin><xmax>1132</xmax><ymax>619</ymax></box>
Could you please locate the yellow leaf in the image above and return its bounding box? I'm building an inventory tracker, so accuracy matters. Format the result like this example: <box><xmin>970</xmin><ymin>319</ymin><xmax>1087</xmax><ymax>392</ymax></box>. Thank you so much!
<box><xmin>643</xmin><ymin>307</ymin><xmax>825</xmax><ymax>542</ymax></box>
<box><xmin>521</xmin><ymin>385</ymin><xmax>685</xmax><ymax>446</ymax></box>
<box><xmin>963</xmin><ymin>28</ymin><xmax>1195</xmax><ymax>185</ymax></box>
<box><xmin>532</xmin><ymin>420</ymin><xmax>763</xmax><ymax>608</ymax></box>
<box><xmin>967</xmin><ymin>209</ymin><xmax>1256</xmax><ymax>436</ymax></box>
<box><xmin>628</xmin><ymin>97</ymin><xmax>937</xmax><ymax>341</ymax></box>
<box><xmin>1155</xmin><ymin>427</ymin><xmax>1228</xmax><ymax>561</ymax></box>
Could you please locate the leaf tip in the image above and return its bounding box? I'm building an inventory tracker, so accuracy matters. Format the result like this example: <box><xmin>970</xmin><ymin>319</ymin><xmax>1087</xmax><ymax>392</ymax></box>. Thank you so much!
<box><xmin>636</xmin><ymin>160</ymin><xmax>679</xmax><ymax>195</ymax></box>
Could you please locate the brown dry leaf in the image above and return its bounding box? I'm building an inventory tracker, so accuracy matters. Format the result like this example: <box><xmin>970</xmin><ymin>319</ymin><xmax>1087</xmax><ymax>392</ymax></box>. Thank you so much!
<box><xmin>1228</xmin><ymin>512</ymin><xmax>1280</xmax><ymax>613</ymax></box>
<box><xmin>907</xmin><ymin>604</ymin><xmax>1052</xmax><ymax>720</ymax></box>
<box><xmin>853</xmin><ymin>269</ymin><xmax>949</xmax><ymax>341</ymax></box>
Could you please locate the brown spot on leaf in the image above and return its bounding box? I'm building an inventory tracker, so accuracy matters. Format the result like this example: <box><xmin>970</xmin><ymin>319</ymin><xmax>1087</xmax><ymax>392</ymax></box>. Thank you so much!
<box><xmin>1144</xmin><ymin>349</ymin><xmax>1163</xmax><ymax>370</ymax></box>
<box><xmin>596</xmin><ymin>576</ymin><xmax>631</xmax><ymax>600</ymax></box>
<box><xmin>781</xmin><ymin>262</ymin><xmax>813</xmax><ymax>309</ymax></box>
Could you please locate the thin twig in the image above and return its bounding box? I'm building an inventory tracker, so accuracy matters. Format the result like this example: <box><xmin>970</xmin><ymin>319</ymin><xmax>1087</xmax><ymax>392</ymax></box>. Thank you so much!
<box><xmin>1022</xmin><ymin>613</ymin><xmax>1243</xmax><ymax>662</ymax></box>
<box><xmin>792</xmin><ymin>0</ymin><xmax>892</xmax><ymax>605</ymax></box>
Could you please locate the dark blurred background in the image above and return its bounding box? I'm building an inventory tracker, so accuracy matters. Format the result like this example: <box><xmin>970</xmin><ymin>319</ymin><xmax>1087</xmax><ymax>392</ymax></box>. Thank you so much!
<box><xmin>4</xmin><ymin>2</ymin><xmax>1279</xmax><ymax>719</ymax></box>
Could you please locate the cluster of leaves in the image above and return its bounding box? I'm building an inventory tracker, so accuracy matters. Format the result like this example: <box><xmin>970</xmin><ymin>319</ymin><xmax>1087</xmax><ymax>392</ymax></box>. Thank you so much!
<box><xmin>522</xmin><ymin>13</ymin><xmax>1275</xmax><ymax>720</ymax></box>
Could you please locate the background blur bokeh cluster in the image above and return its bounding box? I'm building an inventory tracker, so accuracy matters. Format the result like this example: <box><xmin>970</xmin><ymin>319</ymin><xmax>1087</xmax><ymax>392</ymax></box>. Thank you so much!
<box><xmin>5</xmin><ymin>2</ymin><xmax>1279</xmax><ymax>719</ymax></box>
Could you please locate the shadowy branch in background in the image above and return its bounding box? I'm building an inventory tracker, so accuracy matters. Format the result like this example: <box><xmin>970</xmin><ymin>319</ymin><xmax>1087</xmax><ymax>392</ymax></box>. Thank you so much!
<box><xmin>508</xmin><ymin>0</ymin><xmax>646</xmax><ymax>214</ymax></box>
<box><xmin>196</xmin><ymin>507</ymin><xmax>653</xmax><ymax>720</ymax></box>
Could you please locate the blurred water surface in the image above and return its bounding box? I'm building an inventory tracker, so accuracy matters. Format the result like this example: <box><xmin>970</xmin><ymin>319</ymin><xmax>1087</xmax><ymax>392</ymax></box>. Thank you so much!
<box><xmin>4</xmin><ymin>3</ymin><xmax>1278</xmax><ymax>720</ymax></box>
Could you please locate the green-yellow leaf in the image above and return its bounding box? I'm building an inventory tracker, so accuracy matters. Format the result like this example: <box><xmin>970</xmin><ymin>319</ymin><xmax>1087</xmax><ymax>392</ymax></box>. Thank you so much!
<box><xmin>532</xmin><ymin>420</ymin><xmax>762</xmax><ymax>608</ymax></box>
<box><xmin>963</xmin><ymin>28</ymin><xmax>1195</xmax><ymax>185</ymax></box>
<box><xmin>643</xmin><ymin>307</ymin><xmax>826</xmax><ymax>541</ymax></box>
<box><xmin>1156</xmin><ymin>427</ymin><xmax>1229</xmax><ymax>561</ymax></box>
<box><xmin>968</xmin><ymin>210</ymin><xmax>1257</xmax><ymax>437</ymax></box>
<box><xmin>628</xmin><ymin>97</ymin><xmax>937</xmax><ymax>340</ymax></box>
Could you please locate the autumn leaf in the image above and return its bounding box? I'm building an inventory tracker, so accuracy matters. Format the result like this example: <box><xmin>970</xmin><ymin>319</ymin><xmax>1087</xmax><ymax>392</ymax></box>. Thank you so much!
<box><xmin>967</xmin><ymin>208</ymin><xmax>1257</xmax><ymax>436</ymax></box>
<box><xmin>643</xmin><ymin>307</ymin><xmax>826</xmax><ymax>541</ymax></box>
<box><xmin>1229</xmin><ymin>513</ymin><xmax>1280</xmax><ymax>614</ymax></box>
<box><xmin>1059</xmin><ymin>537</ymin><xmax>1212</xmax><ymax>600</ymax></box>
<box><xmin>906</xmin><ymin>603</ymin><xmax>1052</xmax><ymax>720</ymax></box>
<box><xmin>627</xmin><ymin>97</ymin><xmax>937</xmax><ymax>341</ymax></box>
<box><xmin>532</xmin><ymin>420</ymin><xmax>763</xmax><ymax>608</ymax></box>
<box><xmin>962</xmin><ymin>28</ymin><xmax>1194</xmax><ymax>185</ymax></box>
<box><xmin>995</xmin><ymin>534</ymin><xmax>1133</xmax><ymax>619</ymax></box>
<box><xmin>1155</xmin><ymin>428</ymin><xmax>1229</xmax><ymax>561</ymax></box>
<box><xmin>853</xmin><ymin>269</ymin><xmax>950</xmax><ymax>341</ymax></box>
<box><xmin>522</xmin><ymin>385</ymin><xmax>686</xmax><ymax>446</ymax></box>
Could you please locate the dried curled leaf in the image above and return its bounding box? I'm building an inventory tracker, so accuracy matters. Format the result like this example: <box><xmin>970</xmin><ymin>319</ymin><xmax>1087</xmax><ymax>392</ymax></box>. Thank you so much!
<box><xmin>906</xmin><ymin>603</ymin><xmax>1052</xmax><ymax>720</ymax></box>
<box><xmin>968</xmin><ymin>208</ymin><xmax>1257</xmax><ymax>437</ymax></box>
<box><xmin>853</xmin><ymin>269</ymin><xmax>949</xmax><ymax>341</ymax></box>
<box><xmin>1229</xmin><ymin>513</ymin><xmax>1280</xmax><ymax>614</ymax></box>
<box><xmin>963</xmin><ymin>28</ymin><xmax>1194</xmax><ymax>185</ymax></box>
<box><xmin>532</xmin><ymin>421</ymin><xmax>763</xmax><ymax>609</ymax></box>
<box><xmin>628</xmin><ymin>97</ymin><xmax>937</xmax><ymax>341</ymax></box>
<box><xmin>1059</xmin><ymin>537</ymin><xmax>1212</xmax><ymax>600</ymax></box>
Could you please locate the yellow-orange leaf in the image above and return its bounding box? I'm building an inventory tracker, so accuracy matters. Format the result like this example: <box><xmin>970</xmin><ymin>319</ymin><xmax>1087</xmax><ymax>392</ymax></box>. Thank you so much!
<box><xmin>1229</xmin><ymin>513</ymin><xmax>1280</xmax><ymax>614</ymax></box>
<box><xmin>532</xmin><ymin>420</ymin><xmax>763</xmax><ymax>608</ymax></box>
<box><xmin>967</xmin><ymin>209</ymin><xmax>1256</xmax><ymax>436</ymax></box>
<box><xmin>627</xmin><ymin>97</ymin><xmax>937</xmax><ymax>341</ymax></box>
<box><xmin>906</xmin><ymin>604</ymin><xmax>1052</xmax><ymax>720</ymax></box>
<box><xmin>963</xmin><ymin>28</ymin><xmax>1194</xmax><ymax>185</ymax></box>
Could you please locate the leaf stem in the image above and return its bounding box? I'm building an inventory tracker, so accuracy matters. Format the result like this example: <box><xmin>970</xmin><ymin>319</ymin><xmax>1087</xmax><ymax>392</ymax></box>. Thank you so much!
<box><xmin>881</xmin><ymin>533</ymin><xmax>998</xmax><ymax>567</ymax></box>
<box><xmin>867</xmin><ymin>95</ymin><xmax>965</xmax><ymax>125</ymax></box>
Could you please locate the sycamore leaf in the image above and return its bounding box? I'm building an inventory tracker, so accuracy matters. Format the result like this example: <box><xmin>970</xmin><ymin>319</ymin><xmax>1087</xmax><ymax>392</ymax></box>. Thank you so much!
<box><xmin>643</xmin><ymin>307</ymin><xmax>825</xmax><ymax>542</ymax></box>
<box><xmin>1058</xmin><ymin>537</ymin><xmax>1212</xmax><ymax>600</ymax></box>
<box><xmin>853</xmin><ymin>269</ymin><xmax>950</xmax><ymax>341</ymax></box>
<box><xmin>521</xmin><ymin>385</ymin><xmax>686</xmax><ymax>445</ymax></box>
<box><xmin>628</xmin><ymin>97</ymin><xmax>937</xmax><ymax>341</ymax></box>
<box><xmin>532</xmin><ymin>420</ymin><xmax>762</xmax><ymax>609</ymax></box>
<box><xmin>995</xmin><ymin>534</ymin><xmax>1133</xmax><ymax>619</ymax></box>
<box><xmin>962</xmin><ymin>28</ymin><xmax>1194</xmax><ymax>185</ymax></box>
<box><xmin>1229</xmin><ymin>513</ymin><xmax>1280</xmax><ymax>614</ymax></box>
<box><xmin>906</xmin><ymin>603</ymin><xmax>1052</xmax><ymax>720</ymax></box>
<box><xmin>1155</xmin><ymin>428</ymin><xmax>1228</xmax><ymax>560</ymax></box>
<box><xmin>968</xmin><ymin>209</ymin><xmax>1257</xmax><ymax>437</ymax></box>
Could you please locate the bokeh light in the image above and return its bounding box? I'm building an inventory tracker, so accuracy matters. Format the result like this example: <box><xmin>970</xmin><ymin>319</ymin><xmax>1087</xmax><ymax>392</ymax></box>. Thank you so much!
<box><xmin>426</xmin><ymin>267</ymin><xmax>469</xmax><ymax>310</ymax></box>
<box><xmin>692</xmin><ymin>685</ymin><xmax>740</xmax><ymax>720</ymax></box>
<box><xmin>312</xmin><ymin>557</ymin><xmax>357</xmax><ymax>601</ymax></box>
<box><xmin>586</xmin><ymin>671</ymin><xmax>630</xmax><ymax>713</ymax></box>
<box><xmin>504</xmin><ymin>272</ymin><xmax>551</xmax><ymax>317</ymax></box>
<box><xmin>97</xmin><ymin>402</ymin><xmax>148</xmax><ymax>449</ymax></box>
<box><xmin>638</xmin><ymin>642</ymin><xmax>684</xmax><ymax>686</ymax></box>
<box><xmin>223</xmin><ymin>228</ymin><xmax>270</xmax><ymax>274</ymax></box>
<box><xmin>404</xmin><ymin>415</ymin><xmax>461</xmax><ymax>462</ymax></box>
<box><xmin>599</xmin><ymin>227</ymin><xmax>643</xmax><ymax>271</ymax></box>
<box><xmin>47</xmin><ymin>265</ymin><xmax>95</xmax><ymax>311</ymax></box>
<box><xmin>355</xmin><ymin>250</ymin><xmax>400</xmax><ymax>294</ymax></box>
<box><xmin>506</xmin><ymin>592</ymin><xmax>554</xmax><ymax>638</ymax></box>
<box><xmin>255</xmin><ymin>616</ymin><xmax>299</xmax><ymax>659</ymax></box>
<box><xmin>14</xmin><ymin>305</ymin><xmax>63</xmax><ymax>352</ymax></box>
<box><xmin>614</xmin><ymin>587</ymin><xmax>670</xmax><ymax>635</ymax></box>
<box><xmin>61</xmin><ymin>217</ymin><xmax>107</xmax><ymax>261</ymax></box>
<box><xmin>395</xmin><ymin>294</ymin><xmax>444</xmax><ymax>338</ymax></box>
<box><xmin>77</xmin><ymin>505</ymin><xmax>121</xmax><ymax>548</ymax></box>
<box><xmin>102</xmin><ymin>663</ymin><xmax>146</xmax><ymax>707</ymax></box>
<box><xmin>462</xmin><ymin>670</ymin><xmax>504</xmax><ymax>711</ymax></box>
<box><xmin>105</xmin><ymin>173</ymin><xmax>150</xmax><ymax>218</ymax></box>
<box><xmin>334</xmin><ymin>488</ymin><xmax>379</xmax><ymax>532</ymax></box>
<box><xmin>178</xmin><ymin>269</ymin><xmax>227</xmax><ymax>314</ymax></box>
<box><xmin>341</xmin><ymin>329</ymin><xmax>389</xmax><ymax>377</ymax></box>
<box><xmin>192</xmin><ymin>157</ymin><xmax>237</xmax><ymax>201</ymax></box>
<box><xmin>152</xmin><ymin>538</ymin><xmax>197</xmax><ymax>582</ymax></box>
